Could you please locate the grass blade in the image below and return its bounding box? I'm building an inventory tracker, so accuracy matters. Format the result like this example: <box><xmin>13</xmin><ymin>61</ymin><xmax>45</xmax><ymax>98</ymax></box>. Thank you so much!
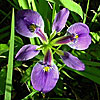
<box><xmin>4</xmin><ymin>8</ymin><xmax>15</xmax><ymax>100</ymax></box>
<box><xmin>83</xmin><ymin>0</ymin><xmax>90</xmax><ymax>23</ymax></box>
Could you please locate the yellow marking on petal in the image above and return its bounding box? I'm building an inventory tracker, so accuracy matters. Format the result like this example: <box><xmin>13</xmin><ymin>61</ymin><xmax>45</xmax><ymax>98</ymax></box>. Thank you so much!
<box><xmin>43</xmin><ymin>66</ymin><xmax>50</xmax><ymax>72</ymax></box>
<box><xmin>29</xmin><ymin>24</ymin><xmax>37</xmax><ymax>32</ymax></box>
<box><xmin>74</xmin><ymin>35</ymin><xmax>78</xmax><ymax>39</ymax></box>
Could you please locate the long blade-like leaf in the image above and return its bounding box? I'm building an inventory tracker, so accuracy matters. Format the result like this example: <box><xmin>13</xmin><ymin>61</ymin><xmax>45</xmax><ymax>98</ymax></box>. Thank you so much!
<box><xmin>46</xmin><ymin>0</ymin><xmax>83</xmax><ymax>19</ymax></box>
<box><xmin>4</xmin><ymin>8</ymin><xmax>15</xmax><ymax>100</ymax></box>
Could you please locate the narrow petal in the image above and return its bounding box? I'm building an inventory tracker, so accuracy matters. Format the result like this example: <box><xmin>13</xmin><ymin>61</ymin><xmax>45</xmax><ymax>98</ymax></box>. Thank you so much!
<box><xmin>35</xmin><ymin>28</ymin><xmax>47</xmax><ymax>42</ymax></box>
<box><xmin>67</xmin><ymin>23</ymin><xmax>91</xmax><ymax>50</ymax></box>
<box><xmin>15</xmin><ymin>10</ymin><xmax>44</xmax><ymax>37</ymax></box>
<box><xmin>31</xmin><ymin>62</ymin><xmax>59</xmax><ymax>93</ymax></box>
<box><xmin>15</xmin><ymin>44</ymin><xmax>40</xmax><ymax>61</ymax></box>
<box><xmin>55</xmin><ymin>35</ymin><xmax>73</xmax><ymax>44</ymax></box>
<box><xmin>44</xmin><ymin>49</ymin><xmax>52</xmax><ymax>66</ymax></box>
<box><xmin>52</xmin><ymin>8</ymin><xmax>70</xmax><ymax>32</ymax></box>
<box><xmin>60</xmin><ymin>52</ymin><xmax>85</xmax><ymax>71</ymax></box>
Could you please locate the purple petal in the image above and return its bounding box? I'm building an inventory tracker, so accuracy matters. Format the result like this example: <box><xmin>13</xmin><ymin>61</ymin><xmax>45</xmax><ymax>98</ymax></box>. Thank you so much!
<box><xmin>56</xmin><ymin>35</ymin><xmax>73</xmax><ymax>44</ymax></box>
<box><xmin>35</xmin><ymin>28</ymin><xmax>47</xmax><ymax>42</ymax></box>
<box><xmin>67</xmin><ymin>34</ymin><xmax>91</xmax><ymax>50</ymax></box>
<box><xmin>31</xmin><ymin>62</ymin><xmax>59</xmax><ymax>93</ymax></box>
<box><xmin>60</xmin><ymin>52</ymin><xmax>85</xmax><ymax>71</ymax></box>
<box><xmin>15</xmin><ymin>10</ymin><xmax>44</xmax><ymax>37</ymax></box>
<box><xmin>44</xmin><ymin>50</ymin><xmax>52</xmax><ymax>65</ymax></box>
<box><xmin>15</xmin><ymin>44</ymin><xmax>40</xmax><ymax>61</ymax></box>
<box><xmin>67</xmin><ymin>23</ymin><xmax>90</xmax><ymax>35</ymax></box>
<box><xmin>67</xmin><ymin>23</ymin><xmax>91</xmax><ymax>50</ymax></box>
<box><xmin>52</xmin><ymin>8</ymin><xmax>70</xmax><ymax>32</ymax></box>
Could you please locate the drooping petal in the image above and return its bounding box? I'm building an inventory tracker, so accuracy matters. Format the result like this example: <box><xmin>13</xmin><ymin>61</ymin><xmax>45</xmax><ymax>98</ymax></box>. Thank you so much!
<box><xmin>31</xmin><ymin>62</ymin><xmax>59</xmax><ymax>93</ymax></box>
<box><xmin>15</xmin><ymin>44</ymin><xmax>40</xmax><ymax>61</ymax></box>
<box><xmin>52</xmin><ymin>8</ymin><xmax>70</xmax><ymax>32</ymax></box>
<box><xmin>60</xmin><ymin>52</ymin><xmax>85</xmax><ymax>71</ymax></box>
<box><xmin>15</xmin><ymin>10</ymin><xmax>44</xmax><ymax>37</ymax></box>
<box><xmin>67</xmin><ymin>23</ymin><xmax>91</xmax><ymax>50</ymax></box>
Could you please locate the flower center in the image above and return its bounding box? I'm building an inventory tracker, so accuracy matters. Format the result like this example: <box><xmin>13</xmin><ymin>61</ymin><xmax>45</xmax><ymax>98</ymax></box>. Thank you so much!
<box><xmin>29</xmin><ymin>24</ymin><xmax>38</xmax><ymax>32</ymax></box>
<box><xmin>74</xmin><ymin>34</ymin><xmax>78</xmax><ymax>39</ymax></box>
<box><xmin>43</xmin><ymin>66</ymin><xmax>50</xmax><ymax>72</ymax></box>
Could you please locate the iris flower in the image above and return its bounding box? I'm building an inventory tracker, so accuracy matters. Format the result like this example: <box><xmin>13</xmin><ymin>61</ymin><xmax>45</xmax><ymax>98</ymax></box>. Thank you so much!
<box><xmin>15</xmin><ymin>8</ymin><xmax>91</xmax><ymax>93</ymax></box>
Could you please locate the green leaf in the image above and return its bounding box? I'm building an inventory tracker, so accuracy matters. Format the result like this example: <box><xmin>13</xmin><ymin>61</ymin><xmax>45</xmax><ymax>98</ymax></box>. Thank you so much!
<box><xmin>21</xmin><ymin>91</ymin><xmax>38</xmax><ymax>100</ymax></box>
<box><xmin>0</xmin><ymin>68</ymin><xmax>6</xmax><ymax>95</ymax></box>
<box><xmin>82</xmin><ymin>60</ymin><xmax>100</xmax><ymax>67</ymax></box>
<box><xmin>0</xmin><ymin>44</ymin><xmax>9</xmax><ymax>55</ymax></box>
<box><xmin>37</xmin><ymin>0</ymin><xmax>52</xmax><ymax>34</ymax></box>
<box><xmin>90</xmin><ymin>32</ymin><xmax>100</xmax><ymax>43</ymax></box>
<box><xmin>46</xmin><ymin>0</ymin><xmax>83</xmax><ymax>19</ymax></box>
<box><xmin>4</xmin><ymin>8</ymin><xmax>15</xmax><ymax>100</ymax></box>
<box><xmin>65</xmin><ymin>66</ymin><xmax>100</xmax><ymax>85</ymax></box>
<box><xmin>18</xmin><ymin>0</ymin><xmax>29</xmax><ymax>9</ymax></box>
<box><xmin>15</xmin><ymin>36</ymin><xmax>24</xmax><ymax>44</ymax></box>
<box><xmin>0</xmin><ymin>25</ymin><xmax>10</xmax><ymax>33</ymax></box>
<box><xmin>20</xmin><ymin>64</ymin><xmax>34</xmax><ymax>83</ymax></box>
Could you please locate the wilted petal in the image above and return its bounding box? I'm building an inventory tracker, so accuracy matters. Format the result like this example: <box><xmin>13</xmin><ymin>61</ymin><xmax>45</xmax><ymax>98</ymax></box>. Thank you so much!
<box><xmin>60</xmin><ymin>52</ymin><xmax>85</xmax><ymax>71</ymax></box>
<box><xmin>15</xmin><ymin>10</ymin><xmax>44</xmax><ymax>37</ymax></box>
<box><xmin>31</xmin><ymin>62</ymin><xmax>59</xmax><ymax>93</ymax></box>
<box><xmin>52</xmin><ymin>8</ymin><xmax>70</xmax><ymax>32</ymax></box>
<box><xmin>15</xmin><ymin>44</ymin><xmax>40</xmax><ymax>61</ymax></box>
<box><xmin>67</xmin><ymin>23</ymin><xmax>91</xmax><ymax>50</ymax></box>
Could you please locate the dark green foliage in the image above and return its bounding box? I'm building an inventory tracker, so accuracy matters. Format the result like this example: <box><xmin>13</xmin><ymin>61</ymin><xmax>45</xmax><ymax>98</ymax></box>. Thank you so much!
<box><xmin>0</xmin><ymin>0</ymin><xmax>100</xmax><ymax>100</ymax></box>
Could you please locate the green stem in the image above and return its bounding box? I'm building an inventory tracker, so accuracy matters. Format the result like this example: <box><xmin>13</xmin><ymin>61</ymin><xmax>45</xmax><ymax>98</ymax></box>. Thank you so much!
<box><xmin>83</xmin><ymin>0</ymin><xmax>90</xmax><ymax>23</ymax></box>
<box><xmin>89</xmin><ymin>5</ymin><xmax>100</xmax><ymax>27</ymax></box>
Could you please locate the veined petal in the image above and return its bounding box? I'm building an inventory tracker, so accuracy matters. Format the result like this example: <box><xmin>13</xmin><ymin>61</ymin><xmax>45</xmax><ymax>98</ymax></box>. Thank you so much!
<box><xmin>15</xmin><ymin>10</ymin><xmax>44</xmax><ymax>37</ymax></box>
<box><xmin>60</xmin><ymin>52</ymin><xmax>85</xmax><ymax>71</ymax></box>
<box><xmin>52</xmin><ymin>8</ymin><xmax>70</xmax><ymax>32</ymax></box>
<box><xmin>67</xmin><ymin>23</ymin><xmax>91</xmax><ymax>50</ymax></box>
<box><xmin>31</xmin><ymin>62</ymin><xmax>59</xmax><ymax>93</ymax></box>
<box><xmin>15</xmin><ymin>44</ymin><xmax>40</xmax><ymax>61</ymax></box>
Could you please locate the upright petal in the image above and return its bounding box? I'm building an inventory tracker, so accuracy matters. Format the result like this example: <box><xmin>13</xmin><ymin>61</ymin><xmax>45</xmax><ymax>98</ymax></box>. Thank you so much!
<box><xmin>52</xmin><ymin>8</ymin><xmax>70</xmax><ymax>32</ymax></box>
<box><xmin>15</xmin><ymin>10</ymin><xmax>44</xmax><ymax>37</ymax></box>
<box><xmin>15</xmin><ymin>44</ymin><xmax>40</xmax><ymax>61</ymax></box>
<box><xmin>67</xmin><ymin>23</ymin><xmax>91</xmax><ymax>50</ymax></box>
<box><xmin>31</xmin><ymin>62</ymin><xmax>59</xmax><ymax>93</ymax></box>
<box><xmin>44</xmin><ymin>49</ymin><xmax>52</xmax><ymax>66</ymax></box>
<box><xmin>60</xmin><ymin>52</ymin><xmax>85</xmax><ymax>71</ymax></box>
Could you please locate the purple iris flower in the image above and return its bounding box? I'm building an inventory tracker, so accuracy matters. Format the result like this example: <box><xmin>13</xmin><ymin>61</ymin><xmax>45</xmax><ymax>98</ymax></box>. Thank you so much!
<box><xmin>53</xmin><ymin>22</ymin><xmax>91</xmax><ymax>50</ymax></box>
<box><xmin>31</xmin><ymin>50</ymin><xmax>59</xmax><ymax>93</ymax></box>
<box><xmin>15</xmin><ymin>8</ymin><xmax>91</xmax><ymax>93</ymax></box>
<box><xmin>66</xmin><ymin>23</ymin><xmax>91</xmax><ymax>50</ymax></box>
<box><xmin>15</xmin><ymin>9</ymin><xmax>47</xmax><ymax>41</ymax></box>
